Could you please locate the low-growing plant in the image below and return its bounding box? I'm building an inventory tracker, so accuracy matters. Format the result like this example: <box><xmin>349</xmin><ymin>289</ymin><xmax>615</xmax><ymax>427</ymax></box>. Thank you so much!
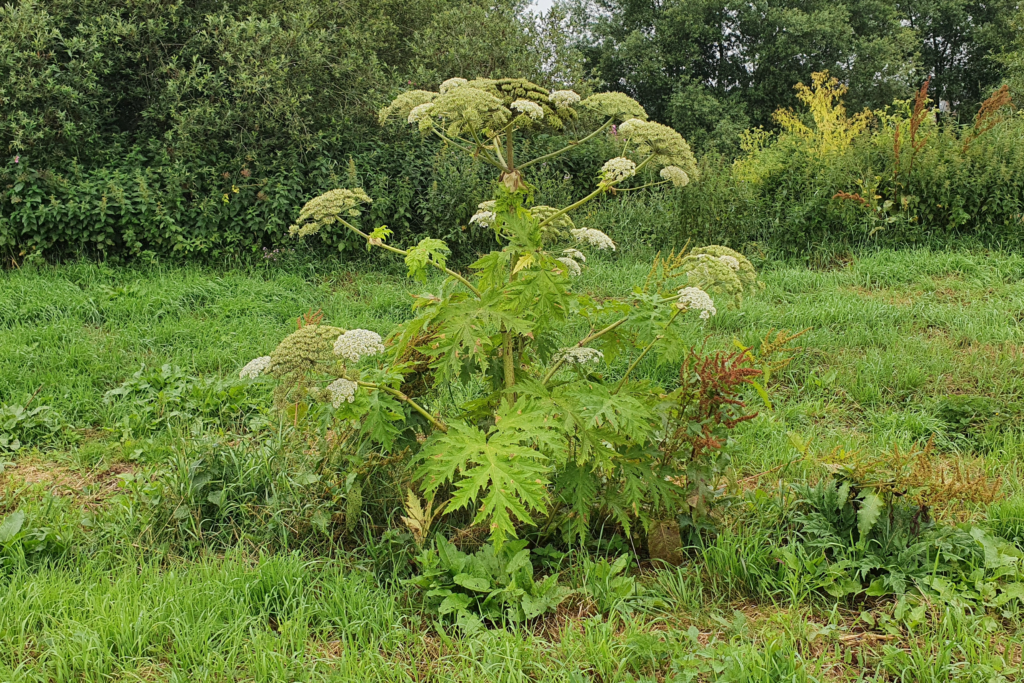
<box><xmin>781</xmin><ymin>441</ymin><xmax>1021</xmax><ymax>607</ymax></box>
<box><xmin>0</xmin><ymin>400</ymin><xmax>61</xmax><ymax>454</ymax></box>
<box><xmin>103</xmin><ymin>364</ymin><xmax>268</xmax><ymax>438</ymax></box>
<box><xmin>244</xmin><ymin>77</ymin><xmax>760</xmax><ymax>549</ymax></box>
<box><xmin>410</xmin><ymin>535</ymin><xmax>571</xmax><ymax>633</ymax></box>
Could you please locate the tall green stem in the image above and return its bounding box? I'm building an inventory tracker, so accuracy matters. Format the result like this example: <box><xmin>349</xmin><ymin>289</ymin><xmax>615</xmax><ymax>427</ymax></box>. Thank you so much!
<box><xmin>613</xmin><ymin>308</ymin><xmax>681</xmax><ymax>393</ymax></box>
<box><xmin>537</xmin><ymin>154</ymin><xmax>656</xmax><ymax>232</ymax></box>
<box><xmin>337</xmin><ymin>218</ymin><xmax>481</xmax><ymax>297</ymax></box>
<box><xmin>357</xmin><ymin>381</ymin><xmax>447</xmax><ymax>433</ymax></box>
<box><xmin>541</xmin><ymin>315</ymin><xmax>630</xmax><ymax>384</ymax></box>
<box><xmin>518</xmin><ymin>118</ymin><xmax>614</xmax><ymax>171</ymax></box>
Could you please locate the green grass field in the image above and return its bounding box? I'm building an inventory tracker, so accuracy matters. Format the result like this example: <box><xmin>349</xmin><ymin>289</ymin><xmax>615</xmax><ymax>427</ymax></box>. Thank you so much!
<box><xmin>2</xmin><ymin>247</ymin><xmax>1024</xmax><ymax>682</ymax></box>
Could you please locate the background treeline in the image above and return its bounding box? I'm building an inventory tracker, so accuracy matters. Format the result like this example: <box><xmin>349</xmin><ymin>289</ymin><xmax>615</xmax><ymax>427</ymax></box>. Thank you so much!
<box><xmin>1</xmin><ymin>0</ymin><xmax>1023</xmax><ymax>262</ymax></box>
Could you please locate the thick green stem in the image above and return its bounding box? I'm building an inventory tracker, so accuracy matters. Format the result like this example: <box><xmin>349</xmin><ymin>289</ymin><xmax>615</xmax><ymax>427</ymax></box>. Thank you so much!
<box><xmin>518</xmin><ymin>119</ymin><xmax>614</xmax><ymax>171</ymax></box>
<box><xmin>357</xmin><ymin>381</ymin><xmax>447</xmax><ymax>433</ymax></box>
<box><xmin>613</xmin><ymin>308</ymin><xmax>681</xmax><ymax>394</ymax></box>
<box><xmin>337</xmin><ymin>218</ymin><xmax>481</xmax><ymax>297</ymax></box>
<box><xmin>502</xmin><ymin>328</ymin><xmax>516</xmax><ymax>395</ymax></box>
<box><xmin>542</xmin><ymin>315</ymin><xmax>630</xmax><ymax>384</ymax></box>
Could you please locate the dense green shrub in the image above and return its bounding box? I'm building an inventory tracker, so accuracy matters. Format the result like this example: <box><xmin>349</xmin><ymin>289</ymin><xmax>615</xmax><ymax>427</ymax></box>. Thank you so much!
<box><xmin>0</xmin><ymin>0</ymin><xmax>592</xmax><ymax>261</ymax></box>
<box><xmin>673</xmin><ymin>76</ymin><xmax>1024</xmax><ymax>254</ymax></box>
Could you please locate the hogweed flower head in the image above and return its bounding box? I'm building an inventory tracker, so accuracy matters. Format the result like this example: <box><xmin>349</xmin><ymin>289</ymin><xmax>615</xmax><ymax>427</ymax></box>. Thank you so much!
<box><xmin>439</xmin><ymin>77</ymin><xmax>468</xmax><ymax>94</ymax></box>
<box><xmin>549</xmin><ymin>90</ymin><xmax>580</xmax><ymax>108</ymax></box>
<box><xmin>676</xmin><ymin>287</ymin><xmax>717</xmax><ymax>319</ymax></box>
<box><xmin>408</xmin><ymin>102</ymin><xmax>435</xmax><ymax>123</ymax></box>
<box><xmin>511</xmin><ymin>99</ymin><xmax>544</xmax><ymax>120</ymax></box>
<box><xmin>239</xmin><ymin>356</ymin><xmax>273</xmax><ymax>379</ymax></box>
<box><xmin>553</xmin><ymin>347</ymin><xmax>605</xmax><ymax>365</ymax></box>
<box><xmin>289</xmin><ymin>188</ymin><xmax>372</xmax><ymax>237</ymax></box>
<box><xmin>599</xmin><ymin>157</ymin><xmax>637</xmax><ymax>185</ymax></box>
<box><xmin>562</xmin><ymin>248</ymin><xmax>586</xmax><ymax>262</ymax></box>
<box><xmin>570</xmin><ymin>227</ymin><xmax>616</xmax><ymax>251</ymax></box>
<box><xmin>616</xmin><ymin>119</ymin><xmax>698</xmax><ymax>177</ymax></box>
<box><xmin>677</xmin><ymin>246</ymin><xmax>759</xmax><ymax>307</ymax></box>
<box><xmin>378</xmin><ymin>90</ymin><xmax>435</xmax><ymax>125</ymax></box>
<box><xmin>326</xmin><ymin>378</ymin><xmax>358</xmax><ymax>407</ymax></box>
<box><xmin>660</xmin><ymin>165</ymin><xmax>690</xmax><ymax>188</ymax></box>
<box><xmin>429</xmin><ymin>86</ymin><xmax>510</xmax><ymax>138</ymax></box>
<box><xmin>556</xmin><ymin>257</ymin><xmax>582</xmax><ymax>277</ymax></box>
<box><xmin>333</xmin><ymin>329</ymin><xmax>385</xmax><ymax>362</ymax></box>
<box><xmin>581</xmin><ymin>92</ymin><xmax>648</xmax><ymax>122</ymax></box>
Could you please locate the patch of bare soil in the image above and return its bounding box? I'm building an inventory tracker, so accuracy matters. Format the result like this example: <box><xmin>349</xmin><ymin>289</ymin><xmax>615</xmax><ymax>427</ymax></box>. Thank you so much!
<box><xmin>1</xmin><ymin>459</ymin><xmax>139</xmax><ymax>508</ymax></box>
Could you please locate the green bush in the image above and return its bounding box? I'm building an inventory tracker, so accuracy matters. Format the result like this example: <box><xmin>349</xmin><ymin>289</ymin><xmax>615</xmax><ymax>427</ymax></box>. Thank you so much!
<box><xmin>674</xmin><ymin>75</ymin><xmax>1024</xmax><ymax>254</ymax></box>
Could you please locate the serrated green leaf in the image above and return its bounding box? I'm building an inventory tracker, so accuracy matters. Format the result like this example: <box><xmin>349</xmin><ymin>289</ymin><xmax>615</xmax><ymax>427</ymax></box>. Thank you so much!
<box><xmin>857</xmin><ymin>491</ymin><xmax>884</xmax><ymax>541</ymax></box>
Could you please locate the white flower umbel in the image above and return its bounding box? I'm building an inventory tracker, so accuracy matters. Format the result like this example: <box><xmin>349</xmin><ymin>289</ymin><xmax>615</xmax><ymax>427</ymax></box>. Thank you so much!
<box><xmin>660</xmin><ymin>165</ymin><xmax>690</xmax><ymax>188</ymax></box>
<box><xmin>439</xmin><ymin>77</ymin><xmax>468</xmax><ymax>94</ymax></box>
<box><xmin>408</xmin><ymin>102</ymin><xmax>434</xmax><ymax>123</ymax></box>
<box><xmin>676</xmin><ymin>287</ymin><xmax>717</xmax><ymax>319</ymax></box>
<box><xmin>570</xmin><ymin>227</ymin><xmax>616</xmax><ymax>251</ymax></box>
<box><xmin>326</xmin><ymin>378</ymin><xmax>358</xmax><ymax>407</ymax></box>
<box><xmin>556</xmin><ymin>257</ymin><xmax>582</xmax><ymax>277</ymax></box>
<box><xmin>599</xmin><ymin>157</ymin><xmax>637</xmax><ymax>185</ymax></box>
<box><xmin>511</xmin><ymin>99</ymin><xmax>544</xmax><ymax>120</ymax></box>
<box><xmin>239</xmin><ymin>356</ymin><xmax>273</xmax><ymax>379</ymax></box>
<box><xmin>718</xmin><ymin>255</ymin><xmax>740</xmax><ymax>271</ymax></box>
<box><xmin>470</xmin><ymin>210</ymin><xmax>496</xmax><ymax>228</ymax></box>
<box><xmin>333</xmin><ymin>329</ymin><xmax>385</xmax><ymax>362</ymax></box>
<box><xmin>553</xmin><ymin>347</ymin><xmax>604</xmax><ymax>365</ymax></box>
<box><xmin>562</xmin><ymin>248</ymin><xmax>586</xmax><ymax>262</ymax></box>
<box><xmin>549</xmin><ymin>90</ymin><xmax>580</xmax><ymax>108</ymax></box>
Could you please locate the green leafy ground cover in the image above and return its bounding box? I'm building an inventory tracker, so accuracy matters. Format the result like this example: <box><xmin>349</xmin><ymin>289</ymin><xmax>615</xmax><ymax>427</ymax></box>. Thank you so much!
<box><xmin>2</xmin><ymin>247</ymin><xmax>1024</xmax><ymax>681</ymax></box>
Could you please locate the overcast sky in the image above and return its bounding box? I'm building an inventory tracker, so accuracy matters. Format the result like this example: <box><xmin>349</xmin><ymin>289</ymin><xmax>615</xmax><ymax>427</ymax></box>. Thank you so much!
<box><xmin>531</xmin><ymin>0</ymin><xmax>556</xmax><ymax>12</ymax></box>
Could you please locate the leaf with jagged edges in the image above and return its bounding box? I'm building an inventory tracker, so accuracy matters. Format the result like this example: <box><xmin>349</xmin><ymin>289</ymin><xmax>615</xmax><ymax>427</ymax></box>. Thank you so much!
<box><xmin>428</xmin><ymin>290</ymin><xmax>533</xmax><ymax>385</ymax></box>
<box><xmin>564</xmin><ymin>382</ymin><xmax>655</xmax><ymax>444</ymax></box>
<box><xmin>405</xmin><ymin>238</ymin><xmax>450</xmax><ymax>283</ymax></box>
<box><xmin>857</xmin><ymin>491</ymin><xmax>884</xmax><ymax>542</ymax></box>
<box><xmin>504</xmin><ymin>268</ymin><xmax>570</xmax><ymax>323</ymax></box>
<box><xmin>417</xmin><ymin>399</ymin><xmax>561</xmax><ymax>545</ymax></box>
<box><xmin>554</xmin><ymin>460</ymin><xmax>599</xmax><ymax>542</ymax></box>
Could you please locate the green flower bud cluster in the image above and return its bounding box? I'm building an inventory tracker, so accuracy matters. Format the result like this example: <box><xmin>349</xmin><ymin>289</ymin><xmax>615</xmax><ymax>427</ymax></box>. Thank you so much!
<box><xmin>288</xmin><ymin>189</ymin><xmax>372</xmax><ymax>237</ymax></box>
<box><xmin>676</xmin><ymin>246</ymin><xmax>759</xmax><ymax>307</ymax></box>
<box><xmin>618</xmin><ymin>119</ymin><xmax>699</xmax><ymax>176</ymax></box>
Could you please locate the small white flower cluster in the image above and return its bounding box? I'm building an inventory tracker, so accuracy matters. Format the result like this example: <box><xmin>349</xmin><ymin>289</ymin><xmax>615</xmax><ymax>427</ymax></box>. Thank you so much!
<box><xmin>718</xmin><ymin>255</ymin><xmax>740</xmax><ymax>271</ymax></box>
<box><xmin>556</xmin><ymin>257</ymin><xmax>582</xmax><ymax>277</ymax></box>
<box><xmin>511</xmin><ymin>99</ymin><xmax>544</xmax><ymax>120</ymax></box>
<box><xmin>239</xmin><ymin>356</ymin><xmax>273</xmax><ymax>379</ymax></box>
<box><xmin>408</xmin><ymin>102</ymin><xmax>434</xmax><ymax>123</ymax></box>
<box><xmin>660</xmin><ymin>165</ymin><xmax>690</xmax><ymax>188</ymax></box>
<box><xmin>599</xmin><ymin>157</ymin><xmax>637</xmax><ymax>185</ymax></box>
<box><xmin>549</xmin><ymin>90</ymin><xmax>580</xmax><ymax>108</ymax></box>
<box><xmin>570</xmin><ymin>227</ymin><xmax>616</xmax><ymax>251</ymax></box>
<box><xmin>562</xmin><ymin>248</ymin><xmax>586</xmax><ymax>262</ymax></box>
<box><xmin>333</xmin><ymin>329</ymin><xmax>385</xmax><ymax>362</ymax></box>
<box><xmin>470</xmin><ymin>200</ymin><xmax>496</xmax><ymax>228</ymax></box>
<box><xmin>676</xmin><ymin>287</ymin><xmax>717</xmax><ymax>319</ymax></box>
<box><xmin>326</xmin><ymin>378</ymin><xmax>358</xmax><ymax>407</ymax></box>
<box><xmin>553</xmin><ymin>347</ymin><xmax>605</xmax><ymax>365</ymax></box>
<box><xmin>439</xmin><ymin>77</ymin><xmax>467</xmax><ymax>94</ymax></box>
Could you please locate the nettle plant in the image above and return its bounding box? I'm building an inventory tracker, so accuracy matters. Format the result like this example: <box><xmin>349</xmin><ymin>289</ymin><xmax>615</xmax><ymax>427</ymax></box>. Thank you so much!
<box><xmin>244</xmin><ymin>77</ymin><xmax>761</xmax><ymax>545</ymax></box>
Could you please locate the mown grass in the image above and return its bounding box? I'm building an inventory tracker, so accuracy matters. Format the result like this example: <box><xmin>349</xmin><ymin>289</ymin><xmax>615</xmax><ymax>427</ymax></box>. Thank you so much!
<box><xmin>2</xmin><ymin>247</ymin><xmax>1024</xmax><ymax>681</ymax></box>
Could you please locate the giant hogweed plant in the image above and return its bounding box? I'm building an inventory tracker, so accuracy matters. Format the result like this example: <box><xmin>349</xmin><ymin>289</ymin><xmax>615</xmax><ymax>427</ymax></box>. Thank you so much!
<box><xmin>244</xmin><ymin>78</ymin><xmax>761</xmax><ymax>545</ymax></box>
